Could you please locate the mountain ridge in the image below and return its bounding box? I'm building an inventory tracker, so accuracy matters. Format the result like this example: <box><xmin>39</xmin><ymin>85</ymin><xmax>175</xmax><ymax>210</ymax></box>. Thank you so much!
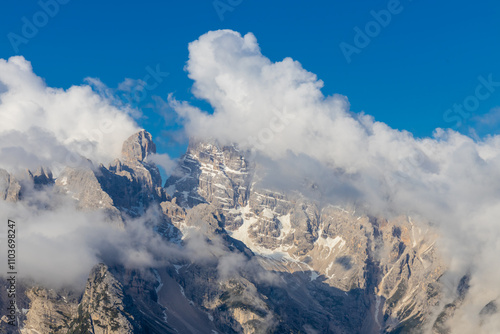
<box><xmin>0</xmin><ymin>130</ymin><xmax>493</xmax><ymax>334</ymax></box>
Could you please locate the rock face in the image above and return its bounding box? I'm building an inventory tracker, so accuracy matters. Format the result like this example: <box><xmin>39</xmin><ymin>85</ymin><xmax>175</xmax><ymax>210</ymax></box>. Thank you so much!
<box><xmin>0</xmin><ymin>132</ymin><xmax>486</xmax><ymax>333</ymax></box>
<box><xmin>0</xmin><ymin>169</ymin><xmax>21</xmax><ymax>201</ymax></box>
<box><xmin>105</xmin><ymin>130</ymin><xmax>167</xmax><ymax>215</ymax></box>
<box><xmin>54</xmin><ymin>130</ymin><xmax>167</xmax><ymax>220</ymax></box>
<box><xmin>164</xmin><ymin>138</ymin><xmax>252</xmax><ymax>209</ymax></box>
<box><xmin>21</xmin><ymin>288</ymin><xmax>79</xmax><ymax>334</ymax></box>
<box><xmin>29</xmin><ymin>167</ymin><xmax>54</xmax><ymax>188</ymax></box>
<box><xmin>67</xmin><ymin>264</ymin><xmax>137</xmax><ymax>334</ymax></box>
<box><xmin>55</xmin><ymin>167</ymin><xmax>116</xmax><ymax>211</ymax></box>
<box><xmin>121</xmin><ymin>130</ymin><xmax>156</xmax><ymax>162</ymax></box>
<box><xmin>166</xmin><ymin>138</ymin><xmax>447</xmax><ymax>333</ymax></box>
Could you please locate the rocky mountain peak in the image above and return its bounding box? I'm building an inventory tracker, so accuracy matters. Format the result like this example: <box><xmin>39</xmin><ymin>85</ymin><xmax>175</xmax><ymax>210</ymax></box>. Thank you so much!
<box><xmin>121</xmin><ymin>130</ymin><xmax>156</xmax><ymax>162</ymax></box>
<box><xmin>29</xmin><ymin>167</ymin><xmax>54</xmax><ymax>187</ymax></box>
<box><xmin>0</xmin><ymin>169</ymin><xmax>21</xmax><ymax>202</ymax></box>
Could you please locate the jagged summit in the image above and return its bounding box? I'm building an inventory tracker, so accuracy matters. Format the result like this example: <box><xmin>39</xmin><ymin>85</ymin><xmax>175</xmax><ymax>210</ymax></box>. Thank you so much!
<box><xmin>29</xmin><ymin>167</ymin><xmax>54</xmax><ymax>187</ymax></box>
<box><xmin>121</xmin><ymin>130</ymin><xmax>156</xmax><ymax>162</ymax></box>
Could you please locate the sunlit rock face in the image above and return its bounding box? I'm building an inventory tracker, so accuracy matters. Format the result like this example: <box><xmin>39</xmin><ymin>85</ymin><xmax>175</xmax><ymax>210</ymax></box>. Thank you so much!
<box><xmin>165</xmin><ymin>138</ymin><xmax>447</xmax><ymax>333</ymax></box>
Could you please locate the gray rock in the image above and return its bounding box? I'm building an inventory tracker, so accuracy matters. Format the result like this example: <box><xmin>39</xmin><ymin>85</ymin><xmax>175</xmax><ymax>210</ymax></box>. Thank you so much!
<box><xmin>29</xmin><ymin>167</ymin><xmax>54</xmax><ymax>188</ymax></box>
<box><xmin>121</xmin><ymin>129</ymin><xmax>156</xmax><ymax>162</ymax></box>
<box><xmin>0</xmin><ymin>169</ymin><xmax>21</xmax><ymax>202</ymax></box>
<box><xmin>67</xmin><ymin>264</ymin><xmax>136</xmax><ymax>334</ymax></box>
<box><xmin>165</xmin><ymin>138</ymin><xmax>448</xmax><ymax>333</ymax></box>
<box><xmin>22</xmin><ymin>287</ymin><xmax>79</xmax><ymax>334</ymax></box>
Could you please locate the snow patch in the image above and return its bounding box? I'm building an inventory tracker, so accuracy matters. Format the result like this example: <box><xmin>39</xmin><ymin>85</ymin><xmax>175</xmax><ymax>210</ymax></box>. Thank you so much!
<box><xmin>230</xmin><ymin>205</ymin><xmax>258</xmax><ymax>250</ymax></box>
<box><xmin>173</xmin><ymin>264</ymin><xmax>186</xmax><ymax>274</ymax></box>
<box><xmin>152</xmin><ymin>269</ymin><xmax>163</xmax><ymax>294</ymax></box>
<box><xmin>262</xmin><ymin>208</ymin><xmax>274</xmax><ymax>219</ymax></box>
<box><xmin>315</xmin><ymin>235</ymin><xmax>345</xmax><ymax>251</ymax></box>
<box><xmin>278</xmin><ymin>213</ymin><xmax>292</xmax><ymax>238</ymax></box>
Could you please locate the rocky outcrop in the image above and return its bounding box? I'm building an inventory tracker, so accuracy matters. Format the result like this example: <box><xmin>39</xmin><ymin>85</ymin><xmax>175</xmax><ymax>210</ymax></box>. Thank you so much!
<box><xmin>54</xmin><ymin>166</ymin><xmax>123</xmax><ymax>224</ymax></box>
<box><xmin>67</xmin><ymin>264</ymin><xmax>137</xmax><ymax>334</ymax></box>
<box><xmin>29</xmin><ymin>167</ymin><xmax>54</xmax><ymax>188</ymax></box>
<box><xmin>214</xmin><ymin>278</ymin><xmax>275</xmax><ymax>333</ymax></box>
<box><xmin>104</xmin><ymin>130</ymin><xmax>167</xmax><ymax>215</ymax></box>
<box><xmin>54</xmin><ymin>130</ymin><xmax>168</xmax><ymax>219</ymax></box>
<box><xmin>0</xmin><ymin>169</ymin><xmax>21</xmax><ymax>201</ymax></box>
<box><xmin>55</xmin><ymin>167</ymin><xmax>115</xmax><ymax>210</ymax></box>
<box><xmin>121</xmin><ymin>130</ymin><xmax>156</xmax><ymax>162</ymax></box>
<box><xmin>160</xmin><ymin>198</ymin><xmax>185</xmax><ymax>224</ymax></box>
<box><xmin>22</xmin><ymin>265</ymin><xmax>139</xmax><ymax>334</ymax></box>
<box><xmin>164</xmin><ymin>138</ymin><xmax>253</xmax><ymax>209</ymax></box>
<box><xmin>165</xmin><ymin>138</ymin><xmax>447</xmax><ymax>333</ymax></box>
<box><xmin>22</xmin><ymin>288</ymin><xmax>79</xmax><ymax>334</ymax></box>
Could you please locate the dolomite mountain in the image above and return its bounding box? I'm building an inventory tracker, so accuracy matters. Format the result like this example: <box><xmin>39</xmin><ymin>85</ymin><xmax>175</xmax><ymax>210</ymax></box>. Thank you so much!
<box><xmin>0</xmin><ymin>130</ymin><xmax>496</xmax><ymax>333</ymax></box>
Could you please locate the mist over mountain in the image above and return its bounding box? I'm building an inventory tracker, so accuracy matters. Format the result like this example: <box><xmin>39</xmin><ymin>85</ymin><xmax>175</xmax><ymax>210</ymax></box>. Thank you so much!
<box><xmin>0</xmin><ymin>30</ymin><xmax>499</xmax><ymax>333</ymax></box>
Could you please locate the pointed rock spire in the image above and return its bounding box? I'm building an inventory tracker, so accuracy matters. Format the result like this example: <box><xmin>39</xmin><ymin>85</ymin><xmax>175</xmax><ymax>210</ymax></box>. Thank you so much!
<box><xmin>31</xmin><ymin>167</ymin><xmax>54</xmax><ymax>187</ymax></box>
<box><xmin>121</xmin><ymin>130</ymin><xmax>156</xmax><ymax>162</ymax></box>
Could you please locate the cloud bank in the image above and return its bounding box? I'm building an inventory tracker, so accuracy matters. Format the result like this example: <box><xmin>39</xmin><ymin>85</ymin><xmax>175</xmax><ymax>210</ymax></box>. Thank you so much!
<box><xmin>0</xmin><ymin>55</ymin><xmax>263</xmax><ymax>292</ymax></box>
<box><xmin>0</xmin><ymin>190</ymin><xmax>177</xmax><ymax>289</ymax></box>
<box><xmin>0</xmin><ymin>187</ymin><xmax>272</xmax><ymax>291</ymax></box>
<box><xmin>0</xmin><ymin>56</ymin><xmax>140</xmax><ymax>174</ymax></box>
<box><xmin>172</xmin><ymin>30</ymin><xmax>500</xmax><ymax>332</ymax></box>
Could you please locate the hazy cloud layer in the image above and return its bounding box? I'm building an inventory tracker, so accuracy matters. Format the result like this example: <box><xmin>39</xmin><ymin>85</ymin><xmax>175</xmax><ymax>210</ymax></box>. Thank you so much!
<box><xmin>0</xmin><ymin>182</ymin><xmax>271</xmax><ymax>291</ymax></box>
<box><xmin>0</xmin><ymin>56</ymin><xmax>140</xmax><ymax>174</ymax></box>
<box><xmin>172</xmin><ymin>30</ymin><xmax>500</xmax><ymax>332</ymax></box>
<box><xmin>0</xmin><ymin>190</ymin><xmax>175</xmax><ymax>289</ymax></box>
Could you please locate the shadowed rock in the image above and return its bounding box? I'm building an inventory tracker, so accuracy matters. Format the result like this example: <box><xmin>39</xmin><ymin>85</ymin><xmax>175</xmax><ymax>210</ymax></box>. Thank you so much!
<box><xmin>0</xmin><ymin>169</ymin><xmax>21</xmax><ymax>202</ymax></box>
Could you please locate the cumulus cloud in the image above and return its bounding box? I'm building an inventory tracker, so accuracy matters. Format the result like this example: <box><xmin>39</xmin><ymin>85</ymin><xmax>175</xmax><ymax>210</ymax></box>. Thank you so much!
<box><xmin>0</xmin><ymin>54</ymin><xmax>267</xmax><ymax>292</ymax></box>
<box><xmin>0</xmin><ymin>56</ymin><xmax>140</xmax><ymax>174</ymax></box>
<box><xmin>172</xmin><ymin>30</ymin><xmax>500</xmax><ymax>332</ymax></box>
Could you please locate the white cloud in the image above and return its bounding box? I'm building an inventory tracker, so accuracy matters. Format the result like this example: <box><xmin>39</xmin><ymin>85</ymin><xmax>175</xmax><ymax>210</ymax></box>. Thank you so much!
<box><xmin>172</xmin><ymin>30</ymin><xmax>500</xmax><ymax>331</ymax></box>
<box><xmin>0</xmin><ymin>190</ymin><xmax>181</xmax><ymax>290</ymax></box>
<box><xmin>148</xmin><ymin>153</ymin><xmax>177</xmax><ymax>175</ymax></box>
<box><xmin>0</xmin><ymin>56</ymin><xmax>140</xmax><ymax>174</ymax></box>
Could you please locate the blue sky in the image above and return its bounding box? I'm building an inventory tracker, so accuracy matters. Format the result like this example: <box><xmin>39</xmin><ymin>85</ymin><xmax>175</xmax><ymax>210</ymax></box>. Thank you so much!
<box><xmin>2</xmin><ymin>0</ymin><xmax>500</xmax><ymax>159</ymax></box>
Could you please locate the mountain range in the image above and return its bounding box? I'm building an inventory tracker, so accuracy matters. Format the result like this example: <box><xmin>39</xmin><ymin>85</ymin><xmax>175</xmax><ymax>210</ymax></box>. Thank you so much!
<box><xmin>0</xmin><ymin>130</ymin><xmax>497</xmax><ymax>334</ymax></box>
